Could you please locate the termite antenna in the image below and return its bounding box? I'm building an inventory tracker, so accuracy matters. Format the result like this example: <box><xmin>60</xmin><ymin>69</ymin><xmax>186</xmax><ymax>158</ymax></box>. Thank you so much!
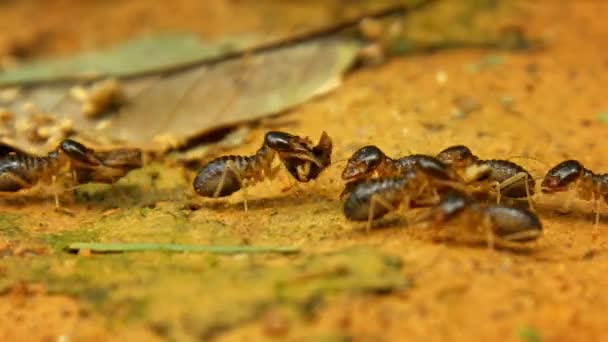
<box><xmin>506</xmin><ymin>155</ymin><xmax>550</xmax><ymax>168</ymax></box>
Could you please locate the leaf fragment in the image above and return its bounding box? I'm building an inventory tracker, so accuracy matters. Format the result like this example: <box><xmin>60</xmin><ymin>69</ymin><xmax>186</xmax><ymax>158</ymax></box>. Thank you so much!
<box><xmin>65</xmin><ymin>242</ymin><xmax>300</xmax><ymax>254</ymax></box>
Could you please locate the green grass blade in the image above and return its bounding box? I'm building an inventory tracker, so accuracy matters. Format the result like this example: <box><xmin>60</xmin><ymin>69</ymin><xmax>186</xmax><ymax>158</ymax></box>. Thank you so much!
<box><xmin>66</xmin><ymin>242</ymin><xmax>299</xmax><ymax>254</ymax></box>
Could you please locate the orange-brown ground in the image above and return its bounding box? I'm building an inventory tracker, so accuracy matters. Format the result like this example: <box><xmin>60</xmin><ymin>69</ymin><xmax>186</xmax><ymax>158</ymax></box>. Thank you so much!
<box><xmin>2</xmin><ymin>1</ymin><xmax>608</xmax><ymax>341</ymax></box>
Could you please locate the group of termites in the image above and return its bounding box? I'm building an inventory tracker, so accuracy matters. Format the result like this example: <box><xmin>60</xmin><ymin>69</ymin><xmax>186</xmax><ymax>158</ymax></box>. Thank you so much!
<box><xmin>193</xmin><ymin>131</ymin><xmax>608</xmax><ymax>248</ymax></box>
<box><xmin>1</xmin><ymin>130</ymin><xmax>604</xmax><ymax>248</ymax></box>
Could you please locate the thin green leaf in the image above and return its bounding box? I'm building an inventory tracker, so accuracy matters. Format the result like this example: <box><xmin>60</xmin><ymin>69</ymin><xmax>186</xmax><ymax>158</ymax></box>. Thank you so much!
<box><xmin>66</xmin><ymin>242</ymin><xmax>300</xmax><ymax>254</ymax></box>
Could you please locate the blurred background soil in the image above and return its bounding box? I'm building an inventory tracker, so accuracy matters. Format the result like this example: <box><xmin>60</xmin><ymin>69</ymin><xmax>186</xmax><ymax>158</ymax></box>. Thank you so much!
<box><xmin>2</xmin><ymin>1</ymin><xmax>608</xmax><ymax>341</ymax></box>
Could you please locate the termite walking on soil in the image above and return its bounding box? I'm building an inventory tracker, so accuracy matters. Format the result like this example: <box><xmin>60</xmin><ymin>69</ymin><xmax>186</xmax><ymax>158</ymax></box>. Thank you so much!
<box><xmin>340</xmin><ymin>145</ymin><xmax>461</xmax><ymax>197</ymax></box>
<box><xmin>541</xmin><ymin>159</ymin><xmax>608</xmax><ymax>225</ymax></box>
<box><xmin>426</xmin><ymin>191</ymin><xmax>542</xmax><ymax>248</ymax></box>
<box><xmin>0</xmin><ymin>145</ymin><xmax>69</xmax><ymax>208</ymax></box>
<box><xmin>0</xmin><ymin>139</ymin><xmax>143</xmax><ymax>208</ymax></box>
<box><xmin>343</xmin><ymin>157</ymin><xmax>467</xmax><ymax>231</ymax></box>
<box><xmin>193</xmin><ymin>131</ymin><xmax>332</xmax><ymax>210</ymax></box>
<box><xmin>436</xmin><ymin>145</ymin><xmax>535</xmax><ymax>207</ymax></box>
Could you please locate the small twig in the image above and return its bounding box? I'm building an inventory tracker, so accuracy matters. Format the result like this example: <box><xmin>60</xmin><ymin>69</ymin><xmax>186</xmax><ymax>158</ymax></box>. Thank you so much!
<box><xmin>65</xmin><ymin>242</ymin><xmax>300</xmax><ymax>254</ymax></box>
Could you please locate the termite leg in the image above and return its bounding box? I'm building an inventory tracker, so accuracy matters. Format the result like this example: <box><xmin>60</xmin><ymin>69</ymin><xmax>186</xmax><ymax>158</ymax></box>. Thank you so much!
<box><xmin>242</xmin><ymin>185</ymin><xmax>249</xmax><ymax>212</ymax></box>
<box><xmin>213</xmin><ymin>162</ymin><xmax>231</xmax><ymax>198</ymax></box>
<box><xmin>401</xmin><ymin>195</ymin><xmax>411</xmax><ymax>227</ymax></box>
<box><xmin>497</xmin><ymin>172</ymin><xmax>535</xmax><ymax>211</ymax></box>
<box><xmin>483</xmin><ymin>215</ymin><xmax>495</xmax><ymax>250</ymax></box>
<box><xmin>493</xmin><ymin>181</ymin><xmax>502</xmax><ymax>204</ymax></box>
<box><xmin>524</xmin><ymin>173</ymin><xmax>535</xmax><ymax>212</ymax></box>
<box><xmin>366</xmin><ymin>194</ymin><xmax>395</xmax><ymax>233</ymax></box>
<box><xmin>593</xmin><ymin>192</ymin><xmax>600</xmax><ymax>227</ymax></box>
<box><xmin>227</xmin><ymin>162</ymin><xmax>247</xmax><ymax>211</ymax></box>
<box><xmin>212</xmin><ymin>160</ymin><xmax>248</xmax><ymax>211</ymax></box>
<box><xmin>52</xmin><ymin>175</ymin><xmax>74</xmax><ymax>216</ymax></box>
<box><xmin>52</xmin><ymin>175</ymin><xmax>59</xmax><ymax>209</ymax></box>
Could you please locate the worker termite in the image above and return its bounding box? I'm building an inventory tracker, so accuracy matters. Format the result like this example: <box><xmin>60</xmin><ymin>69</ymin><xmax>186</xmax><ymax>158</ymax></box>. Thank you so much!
<box><xmin>192</xmin><ymin>131</ymin><xmax>329</xmax><ymax>210</ymax></box>
<box><xmin>0</xmin><ymin>139</ymin><xmax>143</xmax><ymax>208</ymax></box>
<box><xmin>282</xmin><ymin>131</ymin><xmax>332</xmax><ymax>182</ymax></box>
<box><xmin>0</xmin><ymin>145</ymin><xmax>68</xmax><ymax>207</ymax></box>
<box><xmin>541</xmin><ymin>159</ymin><xmax>608</xmax><ymax>225</ymax></box>
<box><xmin>427</xmin><ymin>190</ymin><xmax>542</xmax><ymax>247</ymax></box>
<box><xmin>343</xmin><ymin>158</ymin><xmax>466</xmax><ymax>231</ymax></box>
<box><xmin>340</xmin><ymin>145</ymin><xmax>461</xmax><ymax>197</ymax></box>
<box><xmin>436</xmin><ymin>145</ymin><xmax>535</xmax><ymax>205</ymax></box>
<box><xmin>59</xmin><ymin>139</ymin><xmax>143</xmax><ymax>184</ymax></box>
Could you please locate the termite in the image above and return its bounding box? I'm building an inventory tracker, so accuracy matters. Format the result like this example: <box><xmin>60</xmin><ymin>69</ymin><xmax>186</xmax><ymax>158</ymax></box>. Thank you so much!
<box><xmin>0</xmin><ymin>139</ymin><xmax>143</xmax><ymax>208</ymax></box>
<box><xmin>343</xmin><ymin>158</ymin><xmax>466</xmax><ymax>231</ymax></box>
<box><xmin>426</xmin><ymin>190</ymin><xmax>542</xmax><ymax>248</ymax></box>
<box><xmin>541</xmin><ymin>159</ymin><xmax>608</xmax><ymax>225</ymax></box>
<box><xmin>193</xmin><ymin>131</ymin><xmax>327</xmax><ymax>210</ymax></box>
<box><xmin>436</xmin><ymin>145</ymin><xmax>535</xmax><ymax>205</ymax></box>
<box><xmin>0</xmin><ymin>145</ymin><xmax>69</xmax><ymax>207</ymax></box>
<box><xmin>340</xmin><ymin>145</ymin><xmax>461</xmax><ymax>197</ymax></box>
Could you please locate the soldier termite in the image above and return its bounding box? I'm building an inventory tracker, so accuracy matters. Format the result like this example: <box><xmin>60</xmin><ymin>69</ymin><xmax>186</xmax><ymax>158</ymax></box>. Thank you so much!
<box><xmin>541</xmin><ymin>159</ymin><xmax>608</xmax><ymax>225</ymax></box>
<box><xmin>192</xmin><ymin>131</ymin><xmax>329</xmax><ymax>210</ymax></box>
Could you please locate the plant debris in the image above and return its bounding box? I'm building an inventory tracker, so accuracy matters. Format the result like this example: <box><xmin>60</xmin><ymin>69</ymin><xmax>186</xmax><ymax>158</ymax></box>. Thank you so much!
<box><xmin>65</xmin><ymin>242</ymin><xmax>300</xmax><ymax>254</ymax></box>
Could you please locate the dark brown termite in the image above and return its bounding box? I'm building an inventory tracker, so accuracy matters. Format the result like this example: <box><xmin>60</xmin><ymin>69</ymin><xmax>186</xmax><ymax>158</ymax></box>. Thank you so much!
<box><xmin>426</xmin><ymin>190</ymin><xmax>542</xmax><ymax>248</ymax></box>
<box><xmin>340</xmin><ymin>145</ymin><xmax>461</xmax><ymax>197</ymax></box>
<box><xmin>192</xmin><ymin>131</ymin><xmax>329</xmax><ymax>210</ymax></box>
<box><xmin>0</xmin><ymin>139</ymin><xmax>143</xmax><ymax>208</ymax></box>
<box><xmin>422</xmin><ymin>191</ymin><xmax>543</xmax><ymax>248</ymax></box>
<box><xmin>0</xmin><ymin>146</ymin><xmax>68</xmax><ymax>207</ymax></box>
<box><xmin>541</xmin><ymin>159</ymin><xmax>608</xmax><ymax>225</ymax></box>
<box><xmin>343</xmin><ymin>158</ymin><xmax>467</xmax><ymax>231</ymax></box>
<box><xmin>436</xmin><ymin>145</ymin><xmax>535</xmax><ymax>205</ymax></box>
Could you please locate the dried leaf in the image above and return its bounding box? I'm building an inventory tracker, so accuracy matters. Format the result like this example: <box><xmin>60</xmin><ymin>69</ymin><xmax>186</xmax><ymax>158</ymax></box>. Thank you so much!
<box><xmin>105</xmin><ymin>36</ymin><xmax>359</xmax><ymax>148</ymax></box>
<box><xmin>0</xmin><ymin>33</ymin><xmax>260</xmax><ymax>85</ymax></box>
<box><xmin>0</xmin><ymin>36</ymin><xmax>359</xmax><ymax>153</ymax></box>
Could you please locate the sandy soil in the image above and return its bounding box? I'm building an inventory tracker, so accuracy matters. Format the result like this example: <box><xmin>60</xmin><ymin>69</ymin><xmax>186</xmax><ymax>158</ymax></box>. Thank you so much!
<box><xmin>1</xmin><ymin>1</ymin><xmax>608</xmax><ymax>341</ymax></box>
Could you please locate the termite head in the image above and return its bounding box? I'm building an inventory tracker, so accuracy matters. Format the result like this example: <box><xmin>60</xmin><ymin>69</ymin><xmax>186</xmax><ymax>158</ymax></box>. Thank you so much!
<box><xmin>59</xmin><ymin>139</ymin><xmax>100</xmax><ymax>166</ymax></box>
<box><xmin>541</xmin><ymin>160</ymin><xmax>584</xmax><ymax>193</ymax></box>
<box><xmin>265</xmin><ymin>131</ymin><xmax>311</xmax><ymax>154</ymax></box>
<box><xmin>436</xmin><ymin>145</ymin><xmax>478</xmax><ymax>169</ymax></box>
<box><xmin>265</xmin><ymin>131</ymin><xmax>323</xmax><ymax>167</ymax></box>
<box><xmin>341</xmin><ymin>145</ymin><xmax>386</xmax><ymax>181</ymax></box>
<box><xmin>282</xmin><ymin>132</ymin><xmax>333</xmax><ymax>182</ymax></box>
